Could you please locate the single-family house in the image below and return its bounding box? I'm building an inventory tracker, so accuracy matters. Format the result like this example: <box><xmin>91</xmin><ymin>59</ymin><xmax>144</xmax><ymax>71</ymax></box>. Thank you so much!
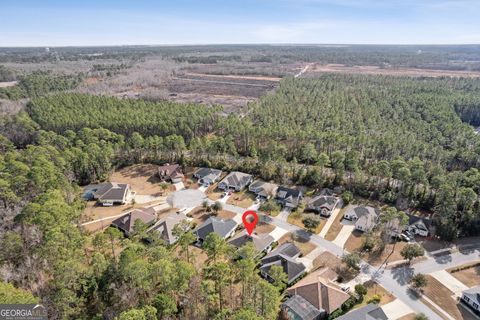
<box><xmin>276</xmin><ymin>187</ymin><xmax>303</xmax><ymax>209</ymax></box>
<box><xmin>344</xmin><ymin>205</ymin><xmax>380</xmax><ymax>233</ymax></box>
<box><xmin>148</xmin><ymin>212</ymin><xmax>189</xmax><ymax>245</ymax></box>
<box><xmin>260</xmin><ymin>242</ymin><xmax>306</xmax><ymax>284</ymax></box>
<box><xmin>111</xmin><ymin>207</ymin><xmax>157</xmax><ymax>237</ymax></box>
<box><xmin>249</xmin><ymin>180</ymin><xmax>278</xmax><ymax>200</ymax></box>
<box><xmin>461</xmin><ymin>286</ymin><xmax>480</xmax><ymax>314</ymax></box>
<box><xmin>228</xmin><ymin>230</ymin><xmax>275</xmax><ymax>255</ymax></box>
<box><xmin>336</xmin><ymin>303</ymin><xmax>388</xmax><ymax>320</ymax></box>
<box><xmin>285</xmin><ymin>267</ymin><xmax>349</xmax><ymax>318</ymax></box>
<box><xmin>193</xmin><ymin>168</ymin><xmax>222</xmax><ymax>186</ymax></box>
<box><xmin>307</xmin><ymin>195</ymin><xmax>338</xmax><ymax>217</ymax></box>
<box><xmin>90</xmin><ymin>182</ymin><xmax>132</xmax><ymax>206</ymax></box>
<box><xmin>158</xmin><ymin>164</ymin><xmax>184</xmax><ymax>183</ymax></box>
<box><xmin>406</xmin><ymin>214</ymin><xmax>431</xmax><ymax>237</ymax></box>
<box><xmin>194</xmin><ymin>216</ymin><xmax>238</xmax><ymax>244</ymax></box>
<box><xmin>218</xmin><ymin>171</ymin><xmax>253</xmax><ymax>192</ymax></box>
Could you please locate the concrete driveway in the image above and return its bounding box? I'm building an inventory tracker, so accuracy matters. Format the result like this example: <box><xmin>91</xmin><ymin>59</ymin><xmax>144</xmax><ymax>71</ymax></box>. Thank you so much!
<box><xmin>173</xmin><ymin>181</ymin><xmax>185</xmax><ymax>191</ymax></box>
<box><xmin>167</xmin><ymin>189</ymin><xmax>206</xmax><ymax>208</ymax></box>
<box><xmin>277</xmin><ymin>207</ymin><xmax>291</xmax><ymax>221</ymax></box>
<box><xmin>269</xmin><ymin>226</ymin><xmax>289</xmax><ymax>241</ymax></box>
<box><xmin>319</xmin><ymin>206</ymin><xmax>341</xmax><ymax>237</ymax></box>
<box><xmin>332</xmin><ymin>224</ymin><xmax>355</xmax><ymax>248</ymax></box>
<box><xmin>430</xmin><ymin>270</ymin><xmax>469</xmax><ymax>297</ymax></box>
<box><xmin>298</xmin><ymin>247</ymin><xmax>324</xmax><ymax>272</ymax></box>
<box><xmin>382</xmin><ymin>299</ymin><xmax>414</xmax><ymax>319</ymax></box>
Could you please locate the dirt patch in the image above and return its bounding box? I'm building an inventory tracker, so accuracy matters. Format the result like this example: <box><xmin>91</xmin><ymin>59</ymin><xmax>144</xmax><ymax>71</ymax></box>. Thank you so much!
<box><xmin>423</xmin><ymin>275</ymin><xmax>475</xmax><ymax>320</ymax></box>
<box><xmin>216</xmin><ymin>210</ymin><xmax>237</xmax><ymax>220</ymax></box>
<box><xmin>312</xmin><ymin>251</ymin><xmax>341</xmax><ymax>271</ymax></box>
<box><xmin>185</xmin><ymin>72</ymin><xmax>281</xmax><ymax>82</ymax></box>
<box><xmin>308</xmin><ymin>63</ymin><xmax>480</xmax><ymax>78</ymax></box>
<box><xmin>0</xmin><ymin>81</ymin><xmax>18</xmax><ymax>88</ymax></box>
<box><xmin>397</xmin><ymin>314</ymin><xmax>417</xmax><ymax>320</ymax></box>
<box><xmin>187</xmin><ymin>207</ymin><xmax>210</xmax><ymax>225</ymax></box>
<box><xmin>110</xmin><ymin>164</ymin><xmax>168</xmax><ymax>196</ymax></box>
<box><xmin>278</xmin><ymin>232</ymin><xmax>316</xmax><ymax>256</ymax></box>
<box><xmin>255</xmin><ymin>222</ymin><xmax>275</xmax><ymax>234</ymax></box>
<box><xmin>448</xmin><ymin>262</ymin><xmax>480</xmax><ymax>287</ymax></box>
<box><xmin>325</xmin><ymin>207</ymin><xmax>347</xmax><ymax>241</ymax></box>
<box><xmin>227</xmin><ymin>190</ymin><xmax>256</xmax><ymax>208</ymax></box>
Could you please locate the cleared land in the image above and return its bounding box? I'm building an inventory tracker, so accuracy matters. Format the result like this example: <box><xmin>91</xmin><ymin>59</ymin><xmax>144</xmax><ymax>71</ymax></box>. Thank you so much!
<box><xmin>278</xmin><ymin>232</ymin><xmax>316</xmax><ymax>256</ymax></box>
<box><xmin>354</xmin><ymin>280</ymin><xmax>395</xmax><ymax>308</ymax></box>
<box><xmin>324</xmin><ymin>207</ymin><xmax>347</xmax><ymax>241</ymax></box>
<box><xmin>287</xmin><ymin>213</ymin><xmax>326</xmax><ymax>234</ymax></box>
<box><xmin>448</xmin><ymin>262</ymin><xmax>480</xmax><ymax>287</ymax></box>
<box><xmin>308</xmin><ymin>63</ymin><xmax>480</xmax><ymax>78</ymax></box>
<box><xmin>423</xmin><ymin>275</ymin><xmax>477</xmax><ymax>320</ymax></box>
<box><xmin>226</xmin><ymin>189</ymin><xmax>256</xmax><ymax>208</ymax></box>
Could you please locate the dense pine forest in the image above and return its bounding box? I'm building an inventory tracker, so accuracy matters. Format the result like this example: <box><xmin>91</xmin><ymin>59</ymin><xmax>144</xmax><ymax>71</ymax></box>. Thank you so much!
<box><xmin>1</xmin><ymin>71</ymin><xmax>480</xmax><ymax>319</ymax></box>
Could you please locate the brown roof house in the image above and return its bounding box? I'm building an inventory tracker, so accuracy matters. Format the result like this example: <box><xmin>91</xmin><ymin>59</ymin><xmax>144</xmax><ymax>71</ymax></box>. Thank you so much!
<box><xmin>90</xmin><ymin>182</ymin><xmax>132</xmax><ymax>206</ymax></box>
<box><xmin>285</xmin><ymin>268</ymin><xmax>350</xmax><ymax>318</ymax></box>
<box><xmin>148</xmin><ymin>212</ymin><xmax>190</xmax><ymax>245</ymax></box>
<box><xmin>111</xmin><ymin>207</ymin><xmax>157</xmax><ymax>237</ymax></box>
<box><xmin>158</xmin><ymin>164</ymin><xmax>184</xmax><ymax>183</ymax></box>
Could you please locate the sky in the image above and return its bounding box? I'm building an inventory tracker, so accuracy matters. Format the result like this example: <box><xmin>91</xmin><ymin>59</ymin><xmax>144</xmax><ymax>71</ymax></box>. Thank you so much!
<box><xmin>1</xmin><ymin>0</ymin><xmax>480</xmax><ymax>46</ymax></box>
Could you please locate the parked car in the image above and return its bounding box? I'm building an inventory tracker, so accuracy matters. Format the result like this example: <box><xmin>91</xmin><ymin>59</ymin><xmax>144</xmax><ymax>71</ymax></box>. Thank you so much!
<box><xmin>396</xmin><ymin>233</ymin><xmax>411</xmax><ymax>242</ymax></box>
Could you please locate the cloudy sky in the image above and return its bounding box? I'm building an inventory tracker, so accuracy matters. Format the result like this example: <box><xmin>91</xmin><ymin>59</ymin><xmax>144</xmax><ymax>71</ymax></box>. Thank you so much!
<box><xmin>1</xmin><ymin>0</ymin><xmax>479</xmax><ymax>46</ymax></box>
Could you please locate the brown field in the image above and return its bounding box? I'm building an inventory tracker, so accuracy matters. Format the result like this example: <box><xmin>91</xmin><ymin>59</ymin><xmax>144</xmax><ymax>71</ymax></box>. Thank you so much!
<box><xmin>308</xmin><ymin>63</ymin><xmax>480</xmax><ymax>78</ymax></box>
<box><xmin>324</xmin><ymin>207</ymin><xmax>347</xmax><ymax>241</ymax></box>
<box><xmin>227</xmin><ymin>189</ymin><xmax>256</xmax><ymax>208</ymax></box>
<box><xmin>398</xmin><ymin>314</ymin><xmax>417</xmax><ymax>320</ymax></box>
<box><xmin>185</xmin><ymin>72</ymin><xmax>281</xmax><ymax>82</ymax></box>
<box><xmin>278</xmin><ymin>232</ymin><xmax>316</xmax><ymax>256</ymax></box>
<box><xmin>110</xmin><ymin>164</ymin><xmax>169</xmax><ymax>196</ymax></box>
<box><xmin>254</xmin><ymin>222</ymin><xmax>275</xmax><ymax>234</ymax></box>
<box><xmin>448</xmin><ymin>262</ymin><xmax>480</xmax><ymax>287</ymax></box>
<box><xmin>423</xmin><ymin>275</ymin><xmax>477</xmax><ymax>320</ymax></box>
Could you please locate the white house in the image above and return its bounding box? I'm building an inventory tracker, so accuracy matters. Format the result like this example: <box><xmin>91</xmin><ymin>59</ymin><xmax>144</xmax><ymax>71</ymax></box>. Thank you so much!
<box><xmin>461</xmin><ymin>286</ymin><xmax>480</xmax><ymax>314</ymax></box>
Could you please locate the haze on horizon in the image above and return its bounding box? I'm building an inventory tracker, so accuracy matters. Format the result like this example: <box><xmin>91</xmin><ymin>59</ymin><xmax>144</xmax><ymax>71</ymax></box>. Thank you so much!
<box><xmin>1</xmin><ymin>0</ymin><xmax>480</xmax><ymax>47</ymax></box>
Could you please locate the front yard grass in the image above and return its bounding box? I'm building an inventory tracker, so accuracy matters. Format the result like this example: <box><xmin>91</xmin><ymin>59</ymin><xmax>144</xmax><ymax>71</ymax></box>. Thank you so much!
<box><xmin>287</xmin><ymin>212</ymin><xmax>326</xmax><ymax>234</ymax></box>
<box><xmin>354</xmin><ymin>280</ymin><xmax>395</xmax><ymax>308</ymax></box>
<box><xmin>422</xmin><ymin>275</ymin><xmax>477</xmax><ymax>320</ymax></box>
<box><xmin>226</xmin><ymin>189</ymin><xmax>256</xmax><ymax>208</ymax></box>
<box><xmin>448</xmin><ymin>261</ymin><xmax>480</xmax><ymax>287</ymax></box>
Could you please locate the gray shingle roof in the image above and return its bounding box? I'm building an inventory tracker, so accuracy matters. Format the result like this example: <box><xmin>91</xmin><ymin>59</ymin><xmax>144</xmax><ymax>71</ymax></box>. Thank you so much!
<box><xmin>228</xmin><ymin>230</ymin><xmax>275</xmax><ymax>252</ymax></box>
<box><xmin>336</xmin><ymin>303</ymin><xmax>388</xmax><ymax>320</ymax></box>
<box><xmin>93</xmin><ymin>182</ymin><xmax>130</xmax><ymax>202</ymax></box>
<box><xmin>463</xmin><ymin>285</ymin><xmax>480</xmax><ymax>304</ymax></box>
<box><xmin>111</xmin><ymin>207</ymin><xmax>156</xmax><ymax>235</ymax></box>
<box><xmin>261</xmin><ymin>242</ymin><xmax>306</xmax><ymax>283</ymax></box>
<box><xmin>149</xmin><ymin>212</ymin><xmax>189</xmax><ymax>244</ymax></box>
<box><xmin>308</xmin><ymin>195</ymin><xmax>337</xmax><ymax>211</ymax></box>
<box><xmin>219</xmin><ymin>171</ymin><xmax>252</xmax><ymax>189</ymax></box>
<box><xmin>195</xmin><ymin>216</ymin><xmax>237</xmax><ymax>241</ymax></box>
<box><xmin>194</xmin><ymin>168</ymin><xmax>222</xmax><ymax>180</ymax></box>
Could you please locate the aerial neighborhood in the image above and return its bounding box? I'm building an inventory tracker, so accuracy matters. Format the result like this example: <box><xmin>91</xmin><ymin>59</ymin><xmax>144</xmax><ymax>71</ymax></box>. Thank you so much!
<box><xmin>75</xmin><ymin>160</ymin><xmax>480</xmax><ymax>320</ymax></box>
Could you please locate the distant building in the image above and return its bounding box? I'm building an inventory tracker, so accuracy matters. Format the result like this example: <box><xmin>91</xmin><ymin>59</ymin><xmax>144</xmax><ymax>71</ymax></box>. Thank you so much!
<box><xmin>111</xmin><ymin>207</ymin><xmax>157</xmax><ymax>237</ymax></box>
<box><xmin>461</xmin><ymin>285</ymin><xmax>480</xmax><ymax>314</ymax></box>
<box><xmin>249</xmin><ymin>180</ymin><xmax>278</xmax><ymax>200</ymax></box>
<box><xmin>260</xmin><ymin>242</ymin><xmax>306</xmax><ymax>284</ymax></box>
<box><xmin>193</xmin><ymin>168</ymin><xmax>222</xmax><ymax>186</ymax></box>
<box><xmin>276</xmin><ymin>187</ymin><xmax>303</xmax><ymax>209</ymax></box>
<box><xmin>218</xmin><ymin>171</ymin><xmax>253</xmax><ymax>192</ymax></box>
<box><xmin>158</xmin><ymin>164</ymin><xmax>184</xmax><ymax>183</ymax></box>
<box><xmin>307</xmin><ymin>195</ymin><xmax>338</xmax><ymax>217</ymax></box>
<box><xmin>194</xmin><ymin>216</ymin><xmax>238</xmax><ymax>244</ymax></box>
<box><xmin>87</xmin><ymin>182</ymin><xmax>132</xmax><ymax>206</ymax></box>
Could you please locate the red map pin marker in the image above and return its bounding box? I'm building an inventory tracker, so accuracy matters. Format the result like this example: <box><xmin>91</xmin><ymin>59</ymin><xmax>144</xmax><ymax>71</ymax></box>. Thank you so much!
<box><xmin>242</xmin><ymin>210</ymin><xmax>258</xmax><ymax>235</ymax></box>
